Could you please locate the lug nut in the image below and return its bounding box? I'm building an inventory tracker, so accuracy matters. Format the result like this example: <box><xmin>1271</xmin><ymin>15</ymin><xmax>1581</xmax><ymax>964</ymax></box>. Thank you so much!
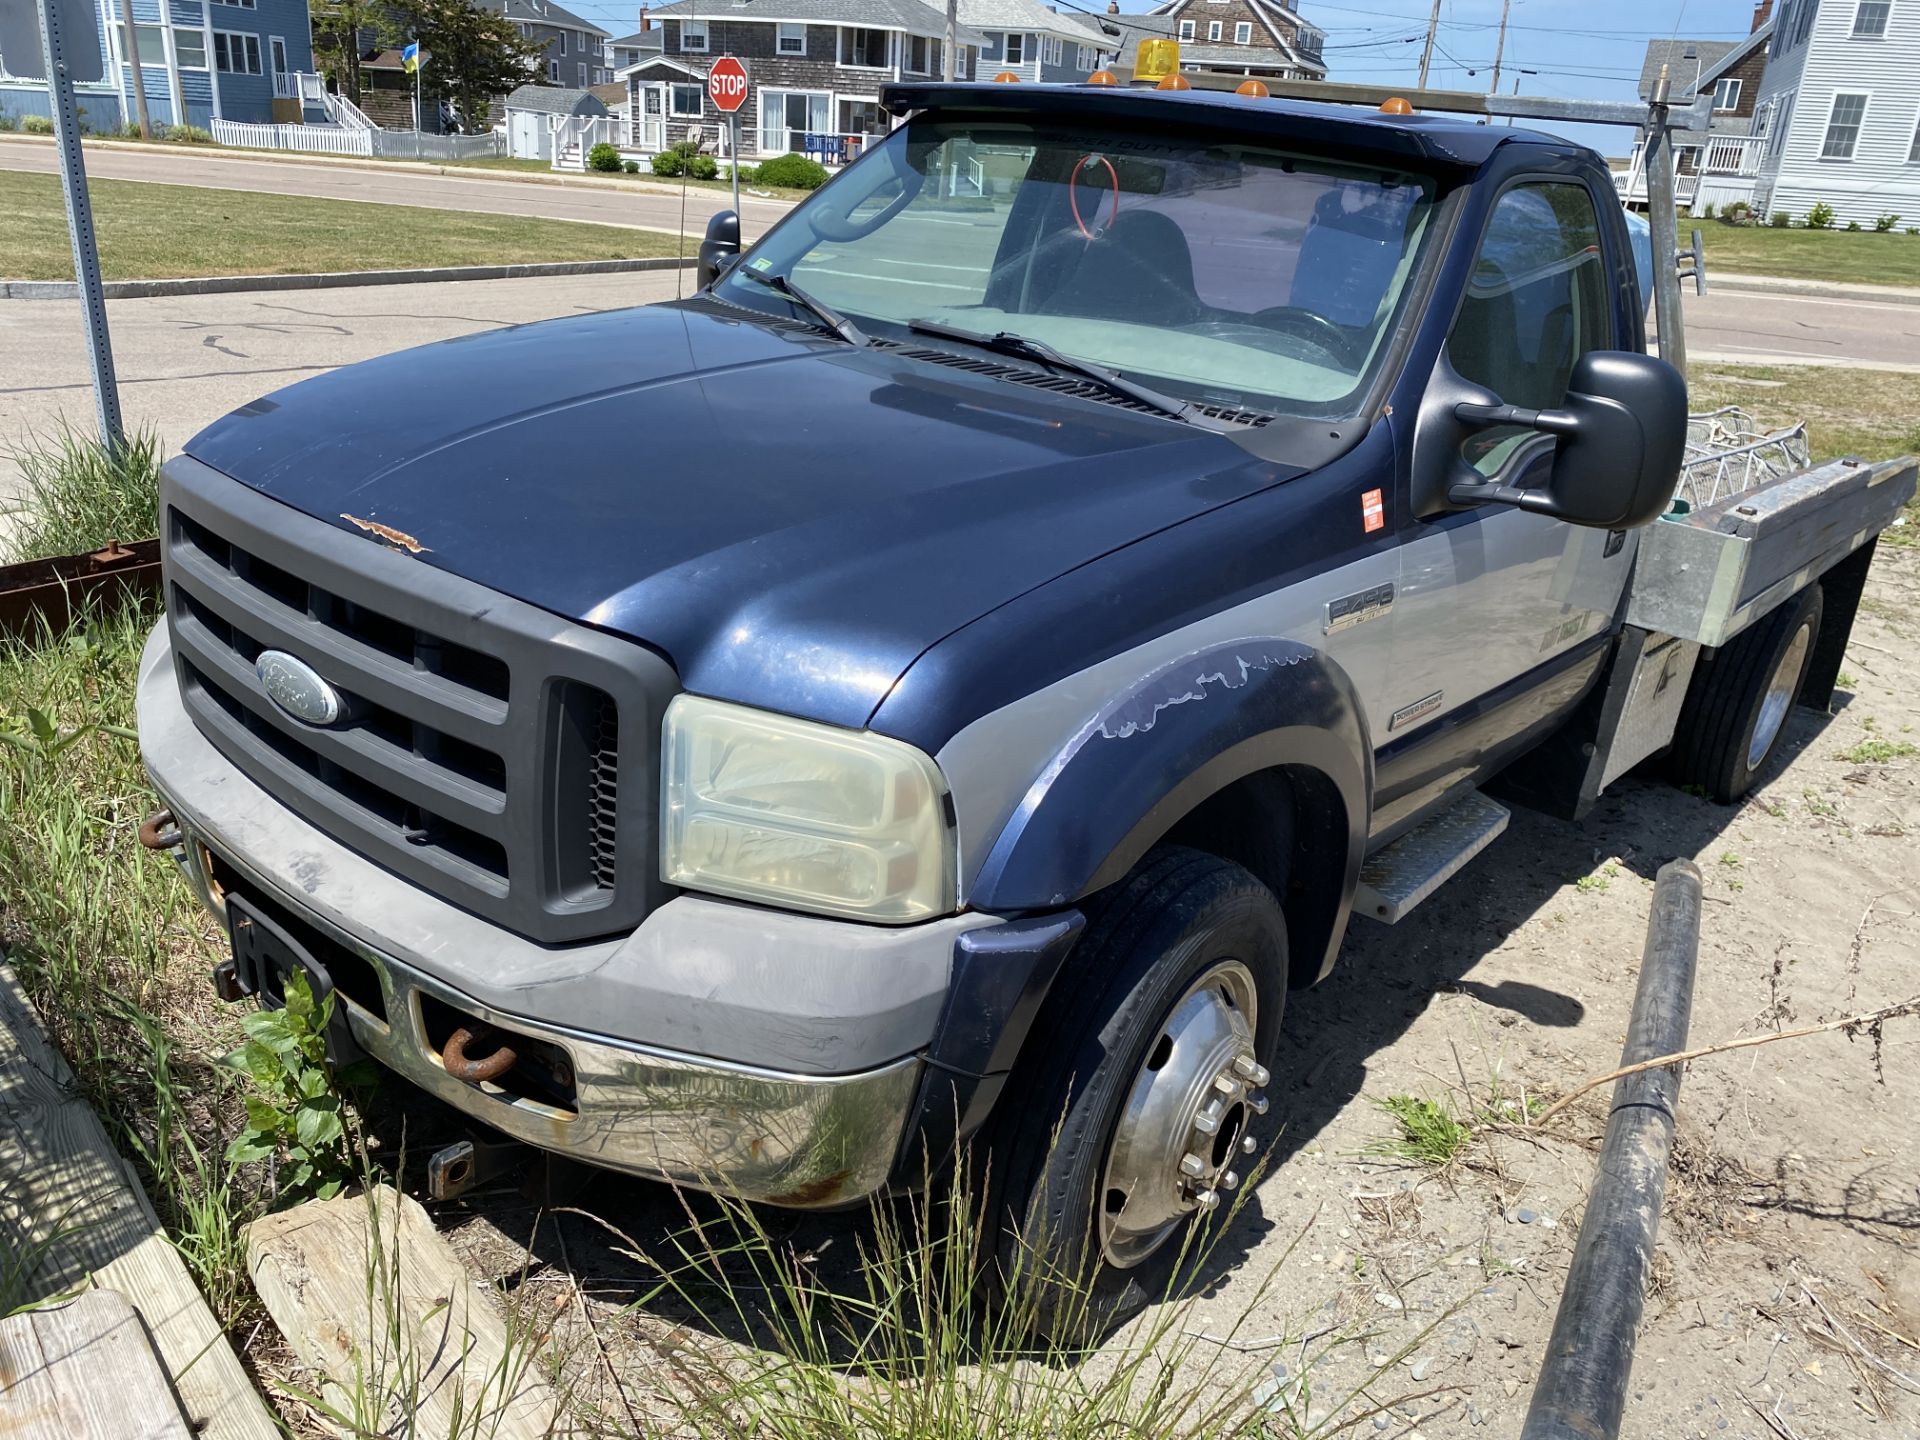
<box><xmin>1250</xmin><ymin>1094</ymin><xmax>1270</xmax><ymax>1116</ymax></box>
<box><xmin>1232</xmin><ymin>1056</ymin><xmax>1271</xmax><ymax>1087</ymax></box>
<box><xmin>1194</xmin><ymin>1110</ymin><xmax>1220</xmax><ymax>1135</ymax></box>
<box><xmin>1214</xmin><ymin>1074</ymin><xmax>1238</xmax><ymax>1095</ymax></box>
<box><xmin>1241</xmin><ymin>1133</ymin><xmax>1259</xmax><ymax>1155</ymax></box>
<box><xmin>1179</xmin><ymin>1152</ymin><xmax>1206</xmax><ymax>1178</ymax></box>
<box><xmin>1221</xmin><ymin>1169</ymin><xmax>1240</xmax><ymax>1191</ymax></box>
<box><xmin>1195</xmin><ymin>1189</ymin><xmax>1219</xmax><ymax>1212</ymax></box>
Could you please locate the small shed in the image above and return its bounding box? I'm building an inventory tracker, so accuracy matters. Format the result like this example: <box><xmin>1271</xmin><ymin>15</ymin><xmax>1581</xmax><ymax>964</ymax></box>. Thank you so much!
<box><xmin>503</xmin><ymin>84</ymin><xmax>609</xmax><ymax>160</ymax></box>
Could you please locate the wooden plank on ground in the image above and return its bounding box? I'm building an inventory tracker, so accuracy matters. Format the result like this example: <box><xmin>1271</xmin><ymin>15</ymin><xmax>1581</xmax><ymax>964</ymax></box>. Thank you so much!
<box><xmin>0</xmin><ymin>966</ymin><xmax>279</xmax><ymax>1440</ymax></box>
<box><xmin>0</xmin><ymin>1289</ymin><xmax>194</xmax><ymax>1439</ymax></box>
<box><xmin>245</xmin><ymin>1184</ymin><xmax>564</xmax><ymax>1439</ymax></box>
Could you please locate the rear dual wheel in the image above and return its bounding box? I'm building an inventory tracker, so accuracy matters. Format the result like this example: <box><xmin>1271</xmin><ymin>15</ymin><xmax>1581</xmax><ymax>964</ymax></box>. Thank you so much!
<box><xmin>1670</xmin><ymin>583</ymin><xmax>1824</xmax><ymax>804</ymax></box>
<box><xmin>979</xmin><ymin>847</ymin><xmax>1287</xmax><ymax>1341</ymax></box>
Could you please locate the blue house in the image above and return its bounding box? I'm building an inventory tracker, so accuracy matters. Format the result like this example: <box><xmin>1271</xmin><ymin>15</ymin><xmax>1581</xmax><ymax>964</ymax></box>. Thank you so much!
<box><xmin>1</xmin><ymin>0</ymin><xmax>320</xmax><ymax>130</ymax></box>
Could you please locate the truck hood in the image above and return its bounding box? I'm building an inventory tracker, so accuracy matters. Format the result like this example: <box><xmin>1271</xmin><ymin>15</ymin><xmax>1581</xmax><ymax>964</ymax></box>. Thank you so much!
<box><xmin>185</xmin><ymin>301</ymin><xmax>1286</xmax><ymax>729</ymax></box>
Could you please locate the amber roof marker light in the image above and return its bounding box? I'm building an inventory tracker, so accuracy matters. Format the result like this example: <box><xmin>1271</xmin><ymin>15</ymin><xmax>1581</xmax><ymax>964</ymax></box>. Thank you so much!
<box><xmin>1236</xmin><ymin>79</ymin><xmax>1270</xmax><ymax>97</ymax></box>
<box><xmin>992</xmin><ymin>70</ymin><xmax>1021</xmax><ymax>82</ymax></box>
<box><xmin>1379</xmin><ymin>96</ymin><xmax>1415</xmax><ymax>114</ymax></box>
<box><xmin>1155</xmin><ymin>72</ymin><xmax>1191</xmax><ymax>90</ymax></box>
<box><xmin>1087</xmin><ymin>68</ymin><xmax>1119</xmax><ymax>85</ymax></box>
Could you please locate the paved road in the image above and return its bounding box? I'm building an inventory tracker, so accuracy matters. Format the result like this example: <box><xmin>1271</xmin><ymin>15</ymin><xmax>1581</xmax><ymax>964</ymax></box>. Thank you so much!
<box><xmin>0</xmin><ymin>140</ymin><xmax>794</xmax><ymax>240</ymax></box>
<box><xmin>1671</xmin><ymin>284</ymin><xmax>1920</xmax><ymax>371</ymax></box>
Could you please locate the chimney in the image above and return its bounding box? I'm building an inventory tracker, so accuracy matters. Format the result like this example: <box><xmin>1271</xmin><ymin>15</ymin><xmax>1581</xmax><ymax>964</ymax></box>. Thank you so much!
<box><xmin>639</xmin><ymin>4</ymin><xmax>649</xmax><ymax>27</ymax></box>
<box><xmin>1750</xmin><ymin>0</ymin><xmax>1772</xmax><ymax>29</ymax></box>
<box><xmin>1107</xmin><ymin>1</ymin><xmax>1118</xmax><ymax>11</ymax></box>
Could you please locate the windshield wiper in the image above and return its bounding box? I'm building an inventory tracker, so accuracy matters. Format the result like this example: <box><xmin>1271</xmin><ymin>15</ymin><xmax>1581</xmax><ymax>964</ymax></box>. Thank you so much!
<box><xmin>907</xmin><ymin>319</ymin><xmax>1232</xmax><ymax>432</ymax></box>
<box><xmin>735</xmin><ymin>267</ymin><xmax>869</xmax><ymax>347</ymax></box>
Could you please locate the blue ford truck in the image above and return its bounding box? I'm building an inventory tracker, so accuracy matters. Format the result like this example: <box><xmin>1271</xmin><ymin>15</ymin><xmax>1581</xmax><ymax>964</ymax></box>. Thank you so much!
<box><xmin>137</xmin><ymin>81</ymin><xmax>1913</xmax><ymax>1327</ymax></box>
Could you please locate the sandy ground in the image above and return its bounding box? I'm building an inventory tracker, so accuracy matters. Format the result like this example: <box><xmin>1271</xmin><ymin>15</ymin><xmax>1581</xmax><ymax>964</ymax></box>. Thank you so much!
<box><xmin>384</xmin><ymin>539</ymin><xmax>1920</xmax><ymax>1440</ymax></box>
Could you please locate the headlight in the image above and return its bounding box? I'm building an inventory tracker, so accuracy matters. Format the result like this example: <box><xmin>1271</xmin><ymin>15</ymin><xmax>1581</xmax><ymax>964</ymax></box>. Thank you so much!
<box><xmin>661</xmin><ymin>695</ymin><xmax>955</xmax><ymax>923</ymax></box>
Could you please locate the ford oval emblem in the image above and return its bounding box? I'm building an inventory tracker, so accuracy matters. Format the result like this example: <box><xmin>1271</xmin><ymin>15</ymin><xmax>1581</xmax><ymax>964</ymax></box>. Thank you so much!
<box><xmin>256</xmin><ymin>650</ymin><xmax>343</xmax><ymax>726</ymax></box>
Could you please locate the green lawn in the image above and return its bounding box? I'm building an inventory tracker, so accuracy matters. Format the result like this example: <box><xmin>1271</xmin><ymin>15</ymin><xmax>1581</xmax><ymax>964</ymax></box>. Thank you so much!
<box><xmin>1680</xmin><ymin>219</ymin><xmax>1920</xmax><ymax>288</ymax></box>
<box><xmin>0</xmin><ymin>169</ymin><xmax>682</xmax><ymax>281</ymax></box>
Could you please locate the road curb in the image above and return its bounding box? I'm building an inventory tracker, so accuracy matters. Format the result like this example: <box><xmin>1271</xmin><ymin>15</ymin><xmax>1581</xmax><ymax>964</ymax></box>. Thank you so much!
<box><xmin>0</xmin><ymin>131</ymin><xmax>798</xmax><ymax>207</ymax></box>
<box><xmin>1707</xmin><ymin>273</ymin><xmax>1920</xmax><ymax>306</ymax></box>
<box><xmin>0</xmin><ymin>255</ymin><xmax>694</xmax><ymax>300</ymax></box>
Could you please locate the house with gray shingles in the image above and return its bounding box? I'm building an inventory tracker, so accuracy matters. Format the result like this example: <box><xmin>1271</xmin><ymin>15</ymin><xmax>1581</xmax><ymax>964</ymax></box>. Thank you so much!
<box><xmin>482</xmin><ymin>0</ymin><xmax>613</xmax><ymax>89</ymax></box>
<box><xmin>1620</xmin><ymin>10</ymin><xmax>1773</xmax><ymax>210</ymax></box>
<box><xmin>609</xmin><ymin>19</ymin><xmax>665</xmax><ymax>69</ymax></box>
<box><xmin>960</xmin><ymin>0</ymin><xmax>1115</xmax><ymax>83</ymax></box>
<box><xmin>625</xmin><ymin>0</ymin><xmax>983</xmax><ymax>162</ymax></box>
<box><xmin>0</xmin><ymin>0</ymin><xmax>323</xmax><ymax>130</ymax></box>
<box><xmin>1125</xmin><ymin>0</ymin><xmax>1326</xmax><ymax>82</ymax></box>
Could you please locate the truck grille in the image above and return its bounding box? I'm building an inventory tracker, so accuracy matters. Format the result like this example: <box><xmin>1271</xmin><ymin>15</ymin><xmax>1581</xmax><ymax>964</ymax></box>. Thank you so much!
<box><xmin>160</xmin><ymin>459</ymin><xmax>677</xmax><ymax>944</ymax></box>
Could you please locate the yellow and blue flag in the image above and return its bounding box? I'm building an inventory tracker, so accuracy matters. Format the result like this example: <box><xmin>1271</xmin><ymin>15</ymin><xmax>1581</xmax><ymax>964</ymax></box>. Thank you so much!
<box><xmin>401</xmin><ymin>41</ymin><xmax>424</xmax><ymax>73</ymax></box>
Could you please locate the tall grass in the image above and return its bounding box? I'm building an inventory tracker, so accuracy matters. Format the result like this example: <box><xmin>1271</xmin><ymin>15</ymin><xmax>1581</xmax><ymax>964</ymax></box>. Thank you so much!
<box><xmin>1</xmin><ymin>426</ymin><xmax>162</xmax><ymax>563</ymax></box>
<box><xmin>0</xmin><ymin>600</ymin><xmax>259</xmax><ymax>1317</ymax></box>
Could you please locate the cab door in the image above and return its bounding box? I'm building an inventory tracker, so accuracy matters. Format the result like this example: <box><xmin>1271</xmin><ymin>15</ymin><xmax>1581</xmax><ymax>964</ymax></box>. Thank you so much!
<box><xmin>1375</xmin><ymin>178</ymin><xmax>1635</xmax><ymax>838</ymax></box>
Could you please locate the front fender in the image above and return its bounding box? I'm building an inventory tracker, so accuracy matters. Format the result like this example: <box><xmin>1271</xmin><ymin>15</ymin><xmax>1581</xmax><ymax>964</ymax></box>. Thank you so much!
<box><xmin>969</xmin><ymin>638</ymin><xmax>1372</xmax><ymax>929</ymax></box>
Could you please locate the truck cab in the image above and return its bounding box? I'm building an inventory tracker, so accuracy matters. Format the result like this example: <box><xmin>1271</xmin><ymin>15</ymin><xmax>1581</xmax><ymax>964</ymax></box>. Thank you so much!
<box><xmin>136</xmin><ymin>82</ymin><xmax>1910</xmax><ymax>1335</ymax></box>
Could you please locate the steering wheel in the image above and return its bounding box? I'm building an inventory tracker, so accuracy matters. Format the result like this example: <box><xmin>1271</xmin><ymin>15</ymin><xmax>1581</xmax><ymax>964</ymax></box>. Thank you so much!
<box><xmin>1069</xmin><ymin>154</ymin><xmax>1121</xmax><ymax>240</ymax></box>
<box><xmin>1250</xmin><ymin>305</ymin><xmax>1361</xmax><ymax>368</ymax></box>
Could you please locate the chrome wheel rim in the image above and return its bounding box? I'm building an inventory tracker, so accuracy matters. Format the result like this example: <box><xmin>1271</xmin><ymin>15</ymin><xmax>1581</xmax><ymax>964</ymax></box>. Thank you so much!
<box><xmin>1748</xmin><ymin>623</ymin><xmax>1812</xmax><ymax>772</ymax></box>
<box><xmin>1097</xmin><ymin>960</ymin><xmax>1268</xmax><ymax>1270</ymax></box>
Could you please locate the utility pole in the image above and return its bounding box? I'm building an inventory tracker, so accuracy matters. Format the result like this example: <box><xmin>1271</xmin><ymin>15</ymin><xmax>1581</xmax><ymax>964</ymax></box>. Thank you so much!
<box><xmin>1415</xmin><ymin>0</ymin><xmax>1442</xmax><ymax>89</ymax></box>
<box><xmin>1488</xmin><ymin>0</ymin><xmax>1510</xmax><ymax>94</ymax></box>
<box><xmin>116</xmin><ymin>0</ymin><xmax>150</xmax><ymax>138</ymax></box>
<box><xmin>942</xmin><ymin>0</ymin><xmax>956</xmax><ymax>79</ymax></box>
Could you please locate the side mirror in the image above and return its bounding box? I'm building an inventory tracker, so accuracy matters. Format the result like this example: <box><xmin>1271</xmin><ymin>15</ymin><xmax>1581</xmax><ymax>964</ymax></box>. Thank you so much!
<box><xmin>1415</xmin><ymin>350</ymin><xmax>1689</xmax><ymax>529</ymax></box>
<box><xmin>696</xmin><ymin>209</ymin><xmax>741</xmax><ymax>289</ymax></box>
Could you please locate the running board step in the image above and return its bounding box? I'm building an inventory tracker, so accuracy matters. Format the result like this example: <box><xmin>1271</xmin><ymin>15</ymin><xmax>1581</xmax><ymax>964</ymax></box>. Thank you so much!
<box><xmin>1354</xmin><ymin>791</ymin><xmax>1511</xmax><ymax>924</ymax></box>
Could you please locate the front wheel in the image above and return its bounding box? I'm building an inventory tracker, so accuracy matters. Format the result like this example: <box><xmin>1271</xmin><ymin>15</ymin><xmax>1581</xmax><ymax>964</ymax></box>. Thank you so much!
<box><xmin>979</xmin><ymin>847</ymin><xmax>1287</xmax><ymax>1341</ymax></box>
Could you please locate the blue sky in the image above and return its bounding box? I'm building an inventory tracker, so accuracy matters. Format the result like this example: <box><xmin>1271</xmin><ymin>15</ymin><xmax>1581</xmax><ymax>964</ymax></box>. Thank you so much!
<box><xmin>562</xmin><ymin>0</ymin><xmax>1767</xmax><ymax>157</ymax></box>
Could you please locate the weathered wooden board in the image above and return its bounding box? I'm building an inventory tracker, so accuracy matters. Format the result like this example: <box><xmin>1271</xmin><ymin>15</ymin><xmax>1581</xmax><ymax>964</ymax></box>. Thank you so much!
<box><xmin>245</xmin><ymin>1185</ymin><xmax>564</xmax><ymax>1439</ymax></box>
<box><xmin>0</xmin><ymin>966</ymin><xmax>279</xmax><ymax>1440</ymax></box>
<box><xmin>0</xmin><ymin>1289</ymin><xmax>193</xmax><ymax>1439</ymax></box>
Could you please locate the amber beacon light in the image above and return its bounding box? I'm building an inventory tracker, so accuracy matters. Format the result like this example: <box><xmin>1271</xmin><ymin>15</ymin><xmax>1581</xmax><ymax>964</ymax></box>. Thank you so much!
<box><xmin>1236</xmin><ymin>79</ymin><xmax>1270</xmax><ymax>97</ymax></box>
<box><xmin>1155</xmin><ymin>72</ymin><xmax>1192</xmax><ymax>90</ymax></box>
<box><xmin>993</xmin><ymin>70</ymin><xmax>1021</xmax><ymax>82</ymax></box>
<box><xmin>1379</xmin><ymin>95</ymin><xmax>1415</xmax><ymax>114</ymax></box>
<box><xmin>1087</xmin><ymin>68</ymin><xmax>1119</xmax><ymax>85</ymax></box>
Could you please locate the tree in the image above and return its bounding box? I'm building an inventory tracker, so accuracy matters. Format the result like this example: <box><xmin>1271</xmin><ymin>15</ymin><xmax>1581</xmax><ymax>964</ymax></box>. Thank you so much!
<box><xmin>400</xmin><ymin>0</ymin><xmax>544</xmax><ymax>133</ymax></box>
<box><xmin>310</xmin><ymin>0</ymin><xmax>401</xmax><ymax>106</ymax></box>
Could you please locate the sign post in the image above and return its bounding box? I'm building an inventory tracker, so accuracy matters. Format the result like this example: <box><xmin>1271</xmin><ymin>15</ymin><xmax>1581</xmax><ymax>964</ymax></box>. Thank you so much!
<box><xmin>707</xmin><ymin>55</ymin><xmax>748</xmax><ymax>220</ymax></box>
<box><xmin>11</xmin><ymin>0</ymin><xmax>124</xmax><ymax>449</ymax></box>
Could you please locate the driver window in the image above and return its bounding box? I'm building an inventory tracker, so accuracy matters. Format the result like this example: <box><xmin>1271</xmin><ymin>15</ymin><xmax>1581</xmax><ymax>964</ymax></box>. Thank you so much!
<box><xmin>1449</xmin><ymin>182</ymin><xmax>1611</xmax><ymax>476</ymax></box>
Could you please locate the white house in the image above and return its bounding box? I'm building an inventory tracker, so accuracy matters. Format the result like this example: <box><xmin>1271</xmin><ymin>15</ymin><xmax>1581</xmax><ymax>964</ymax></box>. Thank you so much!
<box><xmin>1746</xmin><ymin>0</ymin><xmax>1920</xmax><ymax>226</ymax></box>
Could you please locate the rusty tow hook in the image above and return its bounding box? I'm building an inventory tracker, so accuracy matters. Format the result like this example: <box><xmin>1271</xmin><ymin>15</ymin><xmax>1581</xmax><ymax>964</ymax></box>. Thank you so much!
<box><xmin>442</xmin><ymin>1024</ymin><xmax>518</xmax><ymax>1084</ymax></box>
<box><xmin>138</xmin><ymin>807</ymin><xmax>183</xmax><ymax>851</ymax></box>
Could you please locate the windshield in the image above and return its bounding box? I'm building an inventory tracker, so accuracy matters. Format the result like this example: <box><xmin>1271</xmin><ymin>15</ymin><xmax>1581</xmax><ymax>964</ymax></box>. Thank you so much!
<box><xmin>716</xmin><ymin>118</ymin><xmax>1438</xmax><ymax>420</ymax></box>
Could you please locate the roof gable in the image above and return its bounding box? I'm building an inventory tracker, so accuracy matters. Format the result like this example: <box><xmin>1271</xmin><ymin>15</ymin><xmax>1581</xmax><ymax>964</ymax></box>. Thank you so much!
<box><xmin>1636</xmin><ymin>37</ymin><xmax>1739</xmax><ymax>101</ymax></box>
<box><xmin>649</xmin><ymin>0</ymin><xmax>983</xmax><ymax>40</ymax></box>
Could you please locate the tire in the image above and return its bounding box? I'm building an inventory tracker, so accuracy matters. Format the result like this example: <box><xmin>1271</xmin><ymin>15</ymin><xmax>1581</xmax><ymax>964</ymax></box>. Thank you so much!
<box><xmin>1670</xmin><ymin>582</ymin><xmax>1824</xmax><ymax>804</ymax></box>
<box><xmin>978</xmin><ymin>846</ymin><xmax>1288</xmax><ymax>1343</ymax></box>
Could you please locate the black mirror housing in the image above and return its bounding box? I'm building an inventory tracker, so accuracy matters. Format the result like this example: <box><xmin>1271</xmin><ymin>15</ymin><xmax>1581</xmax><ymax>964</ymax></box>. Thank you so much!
<box><xmin>1415</xmin><ymin>350</ymin><xmax>1689</xmax><ymax>530</ymax></box>
<box><xmin>696</xmin><ymin>209</ymin><xmax>741</xmax><ymax>289</ymax></box>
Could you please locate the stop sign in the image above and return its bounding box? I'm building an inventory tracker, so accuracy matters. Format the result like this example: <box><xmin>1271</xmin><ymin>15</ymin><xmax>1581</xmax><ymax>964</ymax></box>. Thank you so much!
<box><xmin>708</xmin><ymin>56</ymin><xmax>749</xmax><ymax>113</ymax></box>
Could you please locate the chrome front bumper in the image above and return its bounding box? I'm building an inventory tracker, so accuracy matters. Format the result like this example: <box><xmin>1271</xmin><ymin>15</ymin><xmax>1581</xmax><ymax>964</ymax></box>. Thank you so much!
<box><xmin>168</xmin><ymin>818</ymin><xmax>923</xmax><ymax>1207</ymax></box>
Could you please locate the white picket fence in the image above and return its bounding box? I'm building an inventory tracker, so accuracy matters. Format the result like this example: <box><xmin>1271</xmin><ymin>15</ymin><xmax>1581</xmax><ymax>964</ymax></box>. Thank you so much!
<box><xmin>211</xmin><ymin>119</ymin><xmax>374</xmax><ymax>155</ymax></box>
<box><xmin>209</xmin><ymin>120</ymin><xmax>505</xmax><ymax>161</ymax></box>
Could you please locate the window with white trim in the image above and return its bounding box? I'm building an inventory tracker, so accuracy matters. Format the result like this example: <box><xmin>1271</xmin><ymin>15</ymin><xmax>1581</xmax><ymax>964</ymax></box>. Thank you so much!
<box><xmin>117</xmin><ymin>22</ymin><xmax>167</xmax><ymax>64</ymax></box>
<box><xmin>548</xmin><ymin>58</ymin><xmax>558</xmax><ymax>79</ymax></box>
<box><xmin>577</xmin><ymin>60</ymin><xmax>587</xmax><ymax>84</ymax></box>
<box><xmin>210</xmin><ymin>0</ymin><xmax>256</xmax><ymax>8</ymax></box>
<box><xmin>1234</xmin><ymin>20</ymin><xmax>1252</xmax><ymax>41</ymax></box>
<box><xmin>679</xmin><ymin>19</ymin><xmax>707</xmax><ymax>51</ymax></box>
<box><xmin>1852</xmin><ymin>0</ymin><xmax>1891</xmax><ymax>34</ymax></box>
<box><xmin>841</xmin><ymin>26</ymin><xmax>889</xmax><ymax>65</ymax></box>
<box><xmin>777</xmin><ymin>22</ymin><xmax>806</xmax><ymax>54</ymax></box>
<box><xmin>1820</xmin><ymin>91</ymin><xmax>1868</xmax><ymax>158</ymax></box>
<box><xmin>670</xmin><ymin>81</ymin><xmax>702</xmax><ymax>115</ymax></box>
<box><xmin>557</xmin><ymin>30</ymin><xmax>567</xmax><ymax>53</ymax></box>
<box><xmin>1795</xmin><ymin>0</ymin><xmax>1815</xmax><ymax>42</ymax></box>
<box><xmin>175</xmin><ymin>29</ymin><xmax>206</xmax><ymax>66</ymax></box>
<box><xmin>1713</xmin><ymin>77</ymin><xmax>1741</xmax><ymax>111</ymax></box>
<box><xmin>1208</xmin><ymin>19</ymin><xmax>1222</xmax><ymax>39</ymax></box>
<box><xmin>1042</xmin><ymin>35</ymin><xmax>1063</xmax><ymax>65</ymax></box>
<box><xmin>1076</xmin><ymin>42</ymin><xmax>1093</xmax><ymax>68</ymax></box>
<box><xmin>1768</xmin><ymin>89</ymin><xmax>1795</xmax><ymax>155</ymax></box>
<box><xmin>1003</xmin><ymin>31</ymin><xmax>1025</xmax><ymax>63</ymax></box>
<box><xmin>213</xmin><ymin>30</ymin><xmax>262</xmax><ymax>73</ymax></box>
<box><xmin>907</xmin><ymin>34</ymin><xmax>933</xmax><ymax>73</ymax></box>
<box><xmin>1178</xmin><ymin>18</ymin><xmax>1194</xmax><ymax>38</ymax></box>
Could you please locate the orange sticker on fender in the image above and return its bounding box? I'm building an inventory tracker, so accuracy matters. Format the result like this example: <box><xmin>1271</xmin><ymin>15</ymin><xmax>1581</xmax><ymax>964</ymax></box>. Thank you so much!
<box><xmin>1361</xmin><ymin>488</ymin><xmax>1385</xmax><ymax>533</ymax></box>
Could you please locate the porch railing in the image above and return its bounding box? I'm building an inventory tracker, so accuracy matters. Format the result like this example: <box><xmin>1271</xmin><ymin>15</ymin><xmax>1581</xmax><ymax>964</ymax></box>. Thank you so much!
<box><xmin>1617</xmin><ymin>132</ymin><xmax>1765</xmax><ymax>204</ymax></box>
<box><xmin>758</xmin><ymin>129</ymin><xmax>882</xmax><ymax>165</ymax></box>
